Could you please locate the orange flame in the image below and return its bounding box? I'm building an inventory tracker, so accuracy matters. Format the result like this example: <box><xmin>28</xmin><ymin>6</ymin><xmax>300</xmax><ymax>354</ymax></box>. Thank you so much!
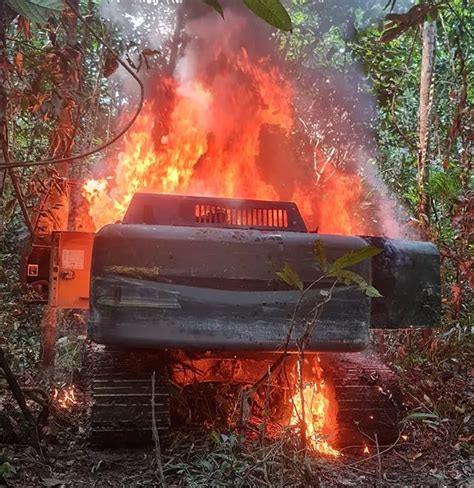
<box><xmin>290</xmin><ymin>357</ymin><xmax>340</xmax><ymax>457</ymax></box>
<box><xmin>363</xmin><ymin>444</ymin><xmax>370</xmax><ymax>454</ymax></box>
<box><xmin>82</xmin><ymin>48</ymin><xmax>368</xmax><ymax>235</ymax></box>
<box><xmin>53</xmin><ymin>385</ymin><xmax>77</xmax><ymax>409</ymax></box>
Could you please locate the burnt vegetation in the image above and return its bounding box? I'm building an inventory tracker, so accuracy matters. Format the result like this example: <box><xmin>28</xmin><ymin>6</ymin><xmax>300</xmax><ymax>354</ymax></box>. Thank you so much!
<box><xmin>0</xmin><ymin>0</ymin><xmax>472</xmax><ymax>486</ymax></box>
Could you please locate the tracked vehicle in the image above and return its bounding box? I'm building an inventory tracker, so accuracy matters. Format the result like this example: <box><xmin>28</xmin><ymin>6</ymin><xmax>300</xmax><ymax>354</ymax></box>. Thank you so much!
<box><xmin>84</xmin><ymin>193</ymin><xmax>440</xmax><ymax>447</ymax></box>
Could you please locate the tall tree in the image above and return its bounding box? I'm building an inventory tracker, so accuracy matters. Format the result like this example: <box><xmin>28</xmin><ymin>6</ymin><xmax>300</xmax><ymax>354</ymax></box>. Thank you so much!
<box><xmin>417</xmin><ymin>19</ymin><xmax>437</xmax><ymax>237</ymax></box>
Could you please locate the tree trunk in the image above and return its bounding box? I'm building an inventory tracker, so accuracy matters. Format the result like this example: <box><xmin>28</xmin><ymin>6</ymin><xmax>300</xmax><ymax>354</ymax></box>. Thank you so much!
<box><xmin>52</xmin><ymin>0</ymin><xmax>80</xmax><ymax>179</ymax></box>
<box><xmin>0</xmin><ymin>0</ymin><xmax>9</xmax><ymax>233</ymax></box>
<box><xmin>417</xmin><ymin>20</ymin><xmax>436</xmax><ymax>238</ymax></box>
<box><xmin>41</xmin><ymin>0</ymin><xmax>82</xmax><ymax>372</ymax></box>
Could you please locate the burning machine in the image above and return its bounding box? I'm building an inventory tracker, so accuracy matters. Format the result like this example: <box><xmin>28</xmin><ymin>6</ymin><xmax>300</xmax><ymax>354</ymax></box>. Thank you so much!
<box><xmin>26</xmin><ymin>193</ymin><xmax>440</xmax><ymax>448</ymax></box>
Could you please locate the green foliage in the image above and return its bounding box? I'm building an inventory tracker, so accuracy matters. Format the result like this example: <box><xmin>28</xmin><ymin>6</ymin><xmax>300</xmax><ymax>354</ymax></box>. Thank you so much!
<box><xmin>6</xmin><ymin>0</ymin><xmax>63</xmax><ymax>23</ymax></box>
<box><xmin>0</xmin><ymin>461</ymin><xmax>14</xmax><ymax>479</ymax></box>
<box><xmin>278</xmin><ymin>243</ymin><xmax>382</xmax><ymax>298</ymax></box>
<box><xmin>243</xmin><ymin>0</ymin><xmax>292</xmax><ymax>32</ymax></box>
<box><xmin>426</xmin><ymin>170</ymin><xmax>462</xmax><ymax>203</ymax></box>
<box><xmin>326</xmin><ymin>246</ymin><xmax>383</xmax><ymax>298</ymax></box>
<box><xmin>276</xmin><ymin>262</ymin><xmax>303</xmax><ymax>290</ymax></box>
<box><xmin>201</xmin><ymin>0</ymin><xmax>292</xmax><ymax>31</ymax></box>
<box><xmin>314</xmin><ymin>239</ymin><xmax>327</xmax><ymax>273</ymax></box>
<box><xmin>0</xmin><ymin>451</ymin><xmax>15</xmax><ymax>481</ymax></box>
<box><xmin>327</xmin><ymin>246</ymin><xmax>382</xmax><ymax>275</ymax></box>
<box><xmin>329</xmin><ymin>269</ymin><xmax>383</xmax><ymax>298</ymax></box>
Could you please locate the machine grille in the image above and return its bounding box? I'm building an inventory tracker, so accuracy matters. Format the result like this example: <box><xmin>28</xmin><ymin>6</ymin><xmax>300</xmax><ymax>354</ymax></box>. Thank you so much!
<box><xmin>194</xmin><ymin>204</ymin><xmax>288</xmax><ymax>228</ymax></box>
<box><xmin>123</xmin><ymin>193</ymin><xmax>307</xmax><ymax>232</ymax></box>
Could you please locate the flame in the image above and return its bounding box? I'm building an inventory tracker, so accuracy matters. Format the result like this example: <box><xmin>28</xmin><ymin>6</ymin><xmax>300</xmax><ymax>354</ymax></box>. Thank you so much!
<box><xmin>363</xmin><ymin>444</ymin><xmax>370</xmax><ymax>454</ymax></box>
<box><xmin>53</xmin><ymin>385</ymin><xmax>77</xmax><ymax>409</ymax></box>
<box><xmin>82</xmin><ymin>46</ymin><xmax>368</xmax><ymax>235</ymax></box>
<box><xmin>290</xmin><ymin>357</ymin><xmax>340</xmax><ymax>457</ymax></box>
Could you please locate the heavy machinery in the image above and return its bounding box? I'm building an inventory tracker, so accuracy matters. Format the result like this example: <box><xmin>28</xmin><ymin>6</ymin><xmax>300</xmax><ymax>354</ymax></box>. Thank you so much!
<box><xmin>24</xmin><ymin>192</ymin><xmax>440</xmax><ymax>447</ymax></box>
<box><xmin>86</xmin><ymin>193</ymin><xmax>440</xmax><ymax>447</ymax></box>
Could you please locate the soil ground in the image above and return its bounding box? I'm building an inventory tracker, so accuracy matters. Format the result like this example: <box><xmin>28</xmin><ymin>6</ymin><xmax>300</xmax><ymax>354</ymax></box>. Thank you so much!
<box><xmin>1</xmin><ymin>345</ymin><xmax>472</xmax><ymax>488</ymax></box>
<box><xmin>3</xmin><ymin>427</ymin><xmax>472</xmax><ymax>487</ymax></box>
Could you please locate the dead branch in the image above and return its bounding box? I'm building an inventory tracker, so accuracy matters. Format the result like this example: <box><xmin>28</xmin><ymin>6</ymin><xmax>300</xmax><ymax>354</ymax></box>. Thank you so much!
<box><xmin>151</xmin><ymin>371</ymin><xmax>166</xmax><ymax>487</ymax></box>
<box><xmin>0</xmin><ymin>346</ymin><xmax>41</xmax><ymax>452</ymax></box>
<box><xmin>375</xmin><ymin>433</ymin><xmax>382</xmax><ymax>482</ymax></box>
<box><xmin>238</xmin><ymin>274</ymin><xmax>336</xmax><ymax>444</ymax></box>
<box><xmin>22</xmin><ymin>387</ymin><xmax>49</xmax><ymax>409</ymax></box>
<box><xmin>0</xmin><ymin>348</ymin><xmax>35</xmax><ymax>425</ymax></box>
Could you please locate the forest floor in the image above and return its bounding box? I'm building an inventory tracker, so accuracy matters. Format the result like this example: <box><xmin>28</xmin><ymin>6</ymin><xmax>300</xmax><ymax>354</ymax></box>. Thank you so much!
<box><xmin>1</xmin><ymin>326</ymin><xmax>472</xmax><ymax>487</ymax></box>
<box><xmin>1</xmin><ymin>404</ymin><xmax>472</xmax><ymax>487</ymax></box>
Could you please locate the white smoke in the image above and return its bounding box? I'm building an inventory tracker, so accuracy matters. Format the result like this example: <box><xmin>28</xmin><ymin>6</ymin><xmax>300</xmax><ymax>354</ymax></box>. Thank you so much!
<box><xmin>359</xmin><ymin>152</ymin><xmax>419</xmax><ymax>239</ymax></box>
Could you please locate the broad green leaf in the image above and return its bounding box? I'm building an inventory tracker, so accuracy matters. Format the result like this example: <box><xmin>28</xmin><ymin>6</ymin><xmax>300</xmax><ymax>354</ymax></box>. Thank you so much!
<box><xmin>329</xmin><ymin>246</ymin><xmax>382</xmax><ymax>274</ymax></box>
<box><xmin>204</xmin><ymin>0</ymin><xmax>224</xmax><ymax>18</ymax></box>
<box><xmin>364</xmin><ymin>285</ymin><xmax>383</xmax><ymax>298</ymax></box>
<box><xmin>314</xmin><ymin>240</ymin><xmax>327</xmax><ymax>273</ymax></box>
<box><xmin>6</xmin><ymin>0</ymin><xmax>63</xmax><ymax>23</ymax></box>
<box><xmin>329</xmin><ymin>269</ymin><xmax>368</xmax><ymax>287</ymax></box>
<box><xmin>276</xmin><ymin>263</ymin><xmax>303</xmax><ymax>291</ymax></box>
<box><xmin>243</xmin><ymin>0</ymin><xmax>292</xmax><ymax>32</ymax></box>
<box><xmin>329</xmin><ymin>269</ymin><xmax>383</xmax><ymax>298</ymax></box>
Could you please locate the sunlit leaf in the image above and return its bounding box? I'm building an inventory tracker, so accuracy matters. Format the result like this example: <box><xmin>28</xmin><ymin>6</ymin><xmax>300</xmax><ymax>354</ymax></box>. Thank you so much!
<box><xmin>243</xmin><ymin>0</ymin><xmax>292</xmax><ymax>32</ymax></box>
<box><xmin>328</xmin><ymin>269</ymin><xmax>382</xmax><ymax>298</ymax></box>
<box><xmin>330</xmin><ymin>269</ymin><xmax>368</xmax><ymax>287</ymax></box>
<box><xmin>364</xmin><ymin>285</ymin><xmax>383</xmax><ymax>298</ymax></box>
<box><xmin>6</xmin><ymin>0</ymin><xmax>63</xmax><ymax>23</ymax></box>
<box><xmin>276</xmin><ymin>263</ymin><xmax>303</xmax><ymax>290</ymax></box>
<box><xmin>314</xmin><ymin>239</ymin><xmax>328</xmax><ymax>273</ymax></box>
<box><xmin>329</xmin><ymin>246</ymin><xmax>382</xmax><ymax>274</ymax></box>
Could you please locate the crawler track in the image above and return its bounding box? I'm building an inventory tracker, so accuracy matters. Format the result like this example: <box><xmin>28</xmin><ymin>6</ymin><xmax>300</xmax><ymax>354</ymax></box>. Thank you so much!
<box><xmin>88</xmin><ymin>345</ymin><xmax>170</xmax><ymax>447</ymax></box>
<box><xmin>87</xmin><ymin>346</ymin><xmax>400</xmax><ymax>449</ymax></box>
<box><xmin>320</xmin><ymin>352</ymin><xmax>402</xmax><ymax>447</ymax></box>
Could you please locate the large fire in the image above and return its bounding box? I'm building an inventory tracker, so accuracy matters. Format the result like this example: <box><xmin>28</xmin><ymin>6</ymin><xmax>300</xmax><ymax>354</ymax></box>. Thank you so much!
<box><xmin>290</xmin><ymin>356</ymin><xmax>340</xmax><ymax>457</ymax></box>
<box><xmin>79</xmin><ymin>14</ymin><xmax>372</xmax><ymax>455</ymax></box>
<box><xmin>82</xmin><ymin>46</ymin><xmax>367</xmax><ymax>236</ymax></box>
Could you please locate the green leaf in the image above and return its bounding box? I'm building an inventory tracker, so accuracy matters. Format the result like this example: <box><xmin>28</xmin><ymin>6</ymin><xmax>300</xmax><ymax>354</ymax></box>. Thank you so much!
<box><xmin>243</xmin><ymin>0</ymin><xmax>292</xmax><ymax>32</ymax></box>
<box><xmin>0</xmin><ymin>462</ymin><xmax>14</xmax><ymax>478</ymax></box>
<box><xmin>204</xmin><ymin>0</ymin><xmax>224</xmax><ymax>18</ymax></box>
<box><xmin>328</xmin><ymin>269</ymin><xmax>383</xmax><ymax>298</ymax></box>
<box><xmin>209</xmin><ymin>430</ymin><xmax>221</xmax><ymax>445</ymax></box>
<box><xmin>402</xmin><ymin>411</ymin><xmax>440</xmax><ymax>423</ymax></box>
<box><xmin>329</xmin><ymin>246</ymin><xmax>382</xmax><ymax>274</ymax></box>
<box><xmin>330</xmin><ymin>269</ymin><xmax>368</xmax><ymax>287</ymax></box>
<box><xmin>364</xmin><ymin>285</ymin><xmax>383</xmax><ymax>298</ymax></box>
<box><xmin>276</xmin><ymin>263</ymin><xmax>303</xmax><ymax>290</ymax></box>
<box><xmin>6</xmin><ymin>0</ymin><xmax>63</xmax><ymax>23</ymax></box>
<box><xmin>314</xmin><ymin>240</ymin><xmax>328</xmax><ymax>273</ymax></box>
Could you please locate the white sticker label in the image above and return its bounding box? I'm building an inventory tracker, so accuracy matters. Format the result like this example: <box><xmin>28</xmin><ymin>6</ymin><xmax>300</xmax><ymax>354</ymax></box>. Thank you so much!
<box><xmin>62</xmin><ymin>249</ymin><xmax>85</xmax><ymax>270</ymax></box>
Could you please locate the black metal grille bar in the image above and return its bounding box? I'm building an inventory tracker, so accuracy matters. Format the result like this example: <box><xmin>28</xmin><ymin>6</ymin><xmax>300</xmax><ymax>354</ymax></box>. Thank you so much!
<box><xmin>123</xmin><ymin>193</ymin><xmax>307</xmax><ymax>232</ymax></box>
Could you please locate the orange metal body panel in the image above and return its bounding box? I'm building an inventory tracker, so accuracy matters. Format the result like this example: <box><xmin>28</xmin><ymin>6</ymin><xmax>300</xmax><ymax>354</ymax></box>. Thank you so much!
<box><xmin>49</xmin><ymin>231</ymin><xmax>94</xmax><ymax>309</ymax></box>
